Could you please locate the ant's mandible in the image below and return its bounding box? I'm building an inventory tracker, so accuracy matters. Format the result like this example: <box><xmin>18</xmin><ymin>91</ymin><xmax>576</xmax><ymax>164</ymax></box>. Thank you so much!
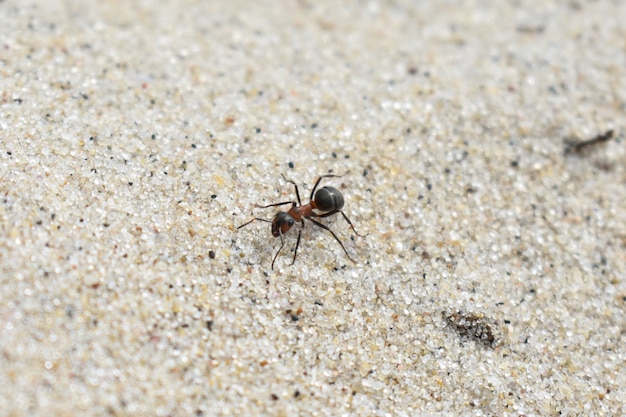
<box><xmin>237</xmin><ymin>174</ymin><xmax>365</xmax><ymax>270</ymax></box>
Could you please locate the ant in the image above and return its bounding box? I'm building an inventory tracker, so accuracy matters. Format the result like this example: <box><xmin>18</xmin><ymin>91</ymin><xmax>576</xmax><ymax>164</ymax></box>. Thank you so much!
<box><xmin>237</xmin><ymin>174</ymin><xmax>365</xmax><ymax>270</ymax></box>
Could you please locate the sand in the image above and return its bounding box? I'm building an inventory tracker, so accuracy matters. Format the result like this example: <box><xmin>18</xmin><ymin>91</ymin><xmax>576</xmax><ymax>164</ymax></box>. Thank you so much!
<box><xmin>1</xmin><ymin>1</ymin><xmax>625</xmax><ymax>415</ymax></box>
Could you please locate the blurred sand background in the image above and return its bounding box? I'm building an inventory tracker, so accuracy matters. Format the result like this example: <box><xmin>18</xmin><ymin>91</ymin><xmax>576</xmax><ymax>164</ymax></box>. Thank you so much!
<box><xmin>1</xmin><ymin>1</ymin><xmax>625</xmax><ymax>415</ymax></box>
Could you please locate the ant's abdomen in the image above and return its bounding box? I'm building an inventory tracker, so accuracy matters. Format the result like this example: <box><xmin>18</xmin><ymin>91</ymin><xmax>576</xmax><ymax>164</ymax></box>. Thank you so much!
<box><xmin>314</xmin><ymin>186</ymin><xmax>344</xmax><ymax>212</ymax></box>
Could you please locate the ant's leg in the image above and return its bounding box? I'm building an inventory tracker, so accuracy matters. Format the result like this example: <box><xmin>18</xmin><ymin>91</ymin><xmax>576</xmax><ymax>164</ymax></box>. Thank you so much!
<box><xmin>281</xmin><ymin>174</ymin><xmax>301</xmax><ymax>206</ymax></box>
<box><xmin>290</xmin><ymin>222</ymin><xmax>304</xmax><ymax>266</ymax></box>
<box><xmin>315</xmin><ymin>210</ymin><xmax>367</xmax><ymax>237</ymax></box>
<box><xmin>309</xmin><ymin>174</ymin><xmax>342</xmax><ymax>201</ymax></box>
<box><xmin>309</xmin><ymin>218</ymin><xmax>356</xmax><ymax>263</ymax></box>
<box><xmin>271</xmin><ymin>232</ymin><xmax>286</xmax><ymax>270</ymax></box>
<box><xmin>237</xmin><ymin>217</ymin><xmax>271</xmax><ymax>229</ymax></box>
<box><xmin>338</xmin><ymin>210</ymin><xmax>367</xmax><ymax>237</ymax></box>
<box><xmin>256</xmin><ymin>201</ymin><xmax>294</xmax><ymax>209</ymax></box>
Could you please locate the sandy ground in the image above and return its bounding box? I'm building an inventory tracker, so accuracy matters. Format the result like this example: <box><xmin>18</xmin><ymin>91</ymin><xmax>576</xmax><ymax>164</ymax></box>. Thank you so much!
<box><xmin>1</xmin><ymin>1</ymin><xmax>625</xmax><ymax>416</ymax></box>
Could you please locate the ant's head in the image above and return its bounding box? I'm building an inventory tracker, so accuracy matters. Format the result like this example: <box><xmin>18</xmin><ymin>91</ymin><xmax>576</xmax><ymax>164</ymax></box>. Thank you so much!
<box><xmin>314</xmin><ymin>186</ymin><xmax>344</xmax><ymax>212</ymax></box>
<box><xmin>271</xmin><ymin>211</ymin><xmax>295</xmax><ymax>237</ymax></box>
